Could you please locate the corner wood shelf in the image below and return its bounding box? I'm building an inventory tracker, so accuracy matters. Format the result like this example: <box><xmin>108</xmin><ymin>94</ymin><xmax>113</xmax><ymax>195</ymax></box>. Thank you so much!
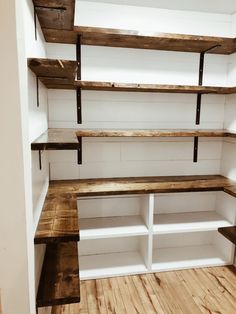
<box><xmin>28</xmin><ymin>58</ymin><xmax>236</xmax><ymax>93</ymax></box>
<box><xmin>218</xmin><ymin>226</ymin><xmax>236</xmax><ymax>245</ymax></box>
<box><xmin>28</xmin><ymin>58</ymin><xmax>78</xmax><ymax>90</ymax></box>
<box><xmin>37</xmin><ymin>242</ymin><xmax>80</xmax><ymax>308</ymax></box>
<box><xmin>47</xmin><ymin>175</ymin><xmax>235</xmax><ymax>197</ymax></box>
<box><xmin>34</xmin><ymin>185</ymin><xmax>80</xmax><ymax>308</ymax></box>
<box><xmin>34</xmin><ymin>193</ymin><xmax>79</xmax><ymax>244</ymax></box>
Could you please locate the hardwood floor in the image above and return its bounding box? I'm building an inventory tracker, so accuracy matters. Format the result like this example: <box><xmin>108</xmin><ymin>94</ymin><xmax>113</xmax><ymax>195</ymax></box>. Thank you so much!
<box><xmin>39</xmin><ymin>266</ymin><xmax>236</xmax><ymax>314</ymax></box>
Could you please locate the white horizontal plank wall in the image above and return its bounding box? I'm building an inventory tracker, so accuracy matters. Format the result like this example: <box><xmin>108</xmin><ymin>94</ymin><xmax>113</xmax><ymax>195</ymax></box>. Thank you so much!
<box><xmin>75</xmin><ymin>1</ymin><xmax>232</xmax><ymax>36</ymax></box>
<box><xmin>24</xmin><ymin>0</ymin><xmax>49</xmax><ymax>297</ymax></box>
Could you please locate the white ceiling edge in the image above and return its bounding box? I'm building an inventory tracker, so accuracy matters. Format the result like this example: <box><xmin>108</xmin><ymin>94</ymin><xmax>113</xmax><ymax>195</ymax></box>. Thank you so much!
<box><xmin>77</xmin><ymin>0</ymin><xmax>236</xmax><ymax>15</ymax></box>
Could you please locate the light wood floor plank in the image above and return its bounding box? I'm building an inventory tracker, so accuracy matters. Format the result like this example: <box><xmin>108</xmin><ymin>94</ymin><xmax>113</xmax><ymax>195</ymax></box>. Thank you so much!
<box><xmin>43</xmin><ymin>266</ymin><xmax>236</xmax><ymax>314</ymax></box>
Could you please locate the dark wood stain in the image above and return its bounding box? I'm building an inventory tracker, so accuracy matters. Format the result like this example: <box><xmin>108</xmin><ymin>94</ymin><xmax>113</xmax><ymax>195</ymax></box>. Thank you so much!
<box><xmin>37</xmin><ymin>242</ymin><xmax>80</xmax><ymax>307</ymax></box>
<box><xmin>35</xmin><ymin>194</ymin><xmax>79</xmax><ymax>244</ymax></box>
<box><xmin>218</xmin><ymin>226</ymin><xmax>236</xmax><ymax>245</ymax></box>
<box><xmin>42</xmin><ymin>26</ymin><xmax>236</xmax><ymax>55</ymax></box>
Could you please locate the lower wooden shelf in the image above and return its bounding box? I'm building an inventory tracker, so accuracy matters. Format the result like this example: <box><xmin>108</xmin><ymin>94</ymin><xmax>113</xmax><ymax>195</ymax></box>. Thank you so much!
<box><xmin>37</xmin><ymin>242</ymin><xmax>80</xmax><ymax>308</ymax></box>
<box><xmin>218</xmin><ymin>226</ymin><xmax>236</xmax><ymax>245</ymax></box>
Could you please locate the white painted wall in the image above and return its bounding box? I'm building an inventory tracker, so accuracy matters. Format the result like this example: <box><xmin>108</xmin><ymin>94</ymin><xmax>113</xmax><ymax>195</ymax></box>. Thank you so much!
<box><xmin>0</xmin><ymin>0</ymin><xmax>37</xmax><ymax>313</ymax></box>
<box><xmin>23</xmin><ymin>0</ymin><xmax>49</xmax><ymax>297</ymax></box>
<box><xmin>47</xmin><ymin>2</ymin><xmax>231</xmax><ymax>182</ymax></box>
<box><xmin>75</xmin><ymin>1</ymin><xmax>232</xmax><ymax>36</ymax></box>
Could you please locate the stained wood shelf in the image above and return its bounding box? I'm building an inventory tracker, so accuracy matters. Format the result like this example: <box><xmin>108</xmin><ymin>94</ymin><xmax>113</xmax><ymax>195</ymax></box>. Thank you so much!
<box><xmin>33</xmin><ymin>0</ymin><xmax>75</xmax><ymax>31</ymax></box>
<box><xmin>218</xmin><ymin>226</ymin><xmax>236</xmax><ymax>245</ymax></box>
<box><xmin>41</xmin><ymin>26</ymin><xmax>236</xmax><ymax>55</ymax></box>
<box><xmin>35</xmin><ymin>194</ymin><xmax>79</xmax><ymax>244</ymax></box>
<box><xmin>30</xmin><ymin>128</ymin><xmax>235</xmax><ymax>152</ymax></box>
<box><xmin>28</xmin><ymin>58</ymin><xmax>78</xmax><ymax>89</ymax></box>
<box><xmin>76</xmin><ymin>128</ymin><xmax>228</xmax><ymax>138</ymax></box>
<box><xmin>76</xmin><ymin>81</ymin><xmax>235</xmax><ymax>94</ymax></box>
<box><xmin>47</xmin><ymin>175</ymin><xmax>234</xmax><ymax>197</ymax></box>
<box><xmin>37</xmin><ymin>242</ymin><xmax>80</xmax><ymax>307</ymax></box>
<box><xmin>31</xmin><ymin>129</ymin><xmax>79</xmax><ymax>150</ymax></box>
<box><xmin>31</xmin><ymin>128</ymin><xmax>236</xmax><ymax>152</ymax></box>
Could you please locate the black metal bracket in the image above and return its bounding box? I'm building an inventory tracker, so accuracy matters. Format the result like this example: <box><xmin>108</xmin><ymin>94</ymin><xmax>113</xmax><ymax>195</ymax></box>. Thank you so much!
<box><xmin>77</xmin><ymin>137</ymin><xmax>82</xmax><ymax>164</ymax></box>
<box><xmin>193</xmin><ymin>137</ymin><xmax>198</xmax><ymax>163</ymax></box>
<box><xmin>36</xmin><ymin>76</ymin><xmax>39</xmax><ymax>107</ymax></box>
<box><xmin>76</xmin><ymin>36</ymin><xmax>82</xmax><ymax>124</ymax></box>
<box><xmin>38</xmin><ymin>150</ymin><xmax>42</xmax><ymax>170</ymax></box>
<box><xmin>193</xmin><ymin>44</ymin><xmax>221</xmax><ymax>162</ymax></box>
<box><xmin>34</xmin><ymin>7</ymin><xmax>37</xmax><ymax>41</ymax></box>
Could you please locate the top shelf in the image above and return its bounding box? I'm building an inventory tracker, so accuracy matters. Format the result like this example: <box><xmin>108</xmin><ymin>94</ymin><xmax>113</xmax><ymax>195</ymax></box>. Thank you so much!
<box><xmin>41</xmin><ymin>25</ymin><xmax>236</xmax><ymax>55</ymax></box>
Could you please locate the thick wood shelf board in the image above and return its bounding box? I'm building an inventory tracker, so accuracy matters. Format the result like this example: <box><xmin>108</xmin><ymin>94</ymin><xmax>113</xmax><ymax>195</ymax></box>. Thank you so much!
<box><xmin>28</xmin><ymin>58</ymin><xmax>78</xmax><ymax>89</ymax></box>
<box><xmin>37</xmin><ymin>242</ymin><xmax>80</xmax><ymax>307</ymax></box>
<box><xmin>48</xmin><ymin>175</ymin><xmax>234</xmax><ymax>197</ymax></box>
<box><xmin>76</xmin><ymin>81</ymin><xmax>232</xmax><ymax>94</ymax></box>
<box><xmin>33</xmin><ymin>0</ymin><xmax>75</xmax><ymax>31</ymax></box>
<box><xmin>43</xmin><ymin>26</ymin><xmax>236</xmax><ymax>55</ymax></box>
<box><xmin>75</xmin><ymin>129</ymin><xmax>227</xmax><ymax>138</ymax></box>
<box><xmin>218</xmin><ymin>226</ymin><xmax>236</xmax><ymax>245</ymax></box>
<box><xmin>31</xmin><ymin>129</ymin><xmax>79</xmax><ymax>150</ymax></box>
<box><xmin>35</xmin><ymin>194</ymin><xmax>79</xmax><ymax>244</ymax></box>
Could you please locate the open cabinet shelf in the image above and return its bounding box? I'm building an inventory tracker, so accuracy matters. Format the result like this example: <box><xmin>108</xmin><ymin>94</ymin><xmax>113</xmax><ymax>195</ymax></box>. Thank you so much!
<box><xmin>153</xmin><ymin>211</ymin><xmax>232</xmax><ymax>234</ymax></box>
<box><xmin>80</xmin><ymin>215</ymin><xmax>148</xmax><ymax>240</ymax></box>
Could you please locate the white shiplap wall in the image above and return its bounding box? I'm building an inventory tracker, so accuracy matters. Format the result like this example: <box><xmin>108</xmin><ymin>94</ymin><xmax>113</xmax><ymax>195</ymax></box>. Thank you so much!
<box><xmin>46</xmin><ymin>3</ymin><xmax>234</xmax><ymax>191</ymax></box>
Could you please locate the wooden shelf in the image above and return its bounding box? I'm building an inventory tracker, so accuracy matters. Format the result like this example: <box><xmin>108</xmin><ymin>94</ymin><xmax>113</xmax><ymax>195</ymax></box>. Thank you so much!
<box><xmin>31</xmin><ymin>128</ymin><xmax>236</xmax><ymax>153</ymax></box>
<box><xmin>31</xmin><ymin>129</ymin><xmax>79</xmax><ymax>150</ymax></box>
<box><xmin>48</xmin><ymin>175</ymin><xmax>234</xmax><ymax>197</ymax></box>
<box><xmin>76</xmin><ymin>81</ymin><xmax>234</xmax><ymax>94</ymax></box>
<box><xmin>35</xmin><ymin>194</ymin><xmax>79</xmax><ymax>244</ymax></box>
<box><xmin>75</xmin><ymin>128</ymin><xmax>228</xmax><ymax>138</ymax></box>
<box><xmin>153</xmin><ymin>211</ymin><xmax>232</xmax><ymax>234</ymax></box>
<box><xmin>28</xmin><ymin>58</ymin><xmax>78</xmax><ymax>89</ymax></box>
<box><xmin>42</xmin><ymin>26</ymin><xmax>236</xmax><ymax>55</ymax></box>
<box><xmin>37</xmin><ymin>242</ymin><xmax>80</xmax><ymax>307</ymax></box>
<box><xmin>218</xmin><ymin>226</ymin><xmax>236</xmax><ymax>245</ymax></box>
<box><xmin>33</xmin><ymin>0</ymin><xmax>75</xmax><ymax>31</ymax></box>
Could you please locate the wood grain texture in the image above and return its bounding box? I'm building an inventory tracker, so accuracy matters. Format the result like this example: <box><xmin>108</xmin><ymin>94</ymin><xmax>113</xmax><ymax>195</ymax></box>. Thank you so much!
<box><xmin>43</xmin><ymin>26</ymin><xmax>236</xmax><ymax>55</ymax></box>
<box><xmin>75</xmin><ymin>128</ymin><xmax>227</xmax><ymax>138</ymax></box>
<box><xmin>48</xmin><ymin>175</ymin><xmax>234</xmax><ymax>197</ymax></box>
<box><xmin>31</xmin><ymin>129</ymin><xmax>79</xmax><ymax>151</ymax></box>
<box><xmin>28</xmin><ymin>58</ymin><xmax>78</xmax><ymax>89</ymax></box>
<box><xmin>35</xmin><ymin>194</ymin><xmax>79</xmax><ymax>244</ymax></box>
<box><xmin>218</xmin><ymin>226</ymin><xmax>236</xmax><ymax>245</ymax></box>
<box><xmin>41</xmin><ymin>266</ymin><xmax>236</xmax><ymax>314</ymax></box>
<box><xmin>76</xmin><ymin>81</ymin><xmax>232</xmax><ymax>94</ymax></box>
<box><xmin>37</xmin><ymin>242</ymin><xmax>80</xmax><ymax>308</ymax></box>
<box><xmin>31</xmin><ymin>128</ymin><xmax>236</xmax><ymax>152</ymax></box>
<box><xmin>33</xmin><ymin>0</ymin><xmax>75</xmax><ymax>30</ymax></box>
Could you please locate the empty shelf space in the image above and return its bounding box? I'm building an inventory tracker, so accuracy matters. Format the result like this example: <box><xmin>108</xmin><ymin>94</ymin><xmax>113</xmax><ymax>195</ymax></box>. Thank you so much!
<box><xmin>218</xmin><ymin>226</ymin><xmax>236</xmax><ymax>245</ymax></box>
<box><xmin>37</xmin><ymin>242</ymin><xmax>80</xmax><ymax>307</ymax></box>
<box><xmin>49</xmin><ymin>175</ymin><xmax>234</xmax><ymax>197</ymax></box>
<box><xmin>79</xmin><ymin>251</ymin><xmax>147</xmax><ymax>280</ymax></box>
<box><xmin>28</xmin><ymin>58</ymin><xmax>78</xmax><ymax>89</ymax></box>
<box><xmin>31</xmin><ymin>129</ymin><xmax>79</xmax><ymax>150</ymax></box>
<box><xmin>80</xmin><ymin>215</ymin><xmax>148</xmax><ymax>240</ymax></box>
<box><xmin>44</xmin><ymin>26</ymin><xmax>236</xmax><ymax>55</ymax></box>
<box><xmin>153</xmin><ymin>211</ymin><xmax>232</xmax><ymax>234</ymax></box>
<box><xmin>76</xmin><ymin>81</ymin><xmax>233</xmax><ymax>94</ymax></box>
<box><xmin>152</xmin><ymin>245</ymin><xmax>230</xmax><ymax>272</ymax></box>
<box><xmin>35</xmin><ymin>193</ymin><xmax>79</xmax><ymax>244</ymax></box>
